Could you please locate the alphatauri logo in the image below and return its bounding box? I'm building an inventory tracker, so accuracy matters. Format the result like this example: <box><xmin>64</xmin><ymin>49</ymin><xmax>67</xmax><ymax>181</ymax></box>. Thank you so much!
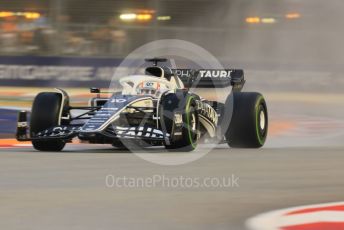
<box><xmin>198</xmin><ymin>70</ymin><xmax>233</xmax><ymax>78</ymax></box>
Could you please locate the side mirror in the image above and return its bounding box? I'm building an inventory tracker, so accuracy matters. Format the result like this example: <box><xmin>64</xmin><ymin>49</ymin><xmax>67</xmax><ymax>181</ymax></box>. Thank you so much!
<box><xmin>90</xmin><ymin>88</ymin><xmax>100</xmax><ymax>93</ymax></box>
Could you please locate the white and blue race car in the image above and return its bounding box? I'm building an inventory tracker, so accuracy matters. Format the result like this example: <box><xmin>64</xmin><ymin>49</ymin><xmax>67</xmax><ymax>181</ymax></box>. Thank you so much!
<box><xmin>16</xmin><ymin>58</ymin><xmax>268</xmax><ymax>151</ymax></box>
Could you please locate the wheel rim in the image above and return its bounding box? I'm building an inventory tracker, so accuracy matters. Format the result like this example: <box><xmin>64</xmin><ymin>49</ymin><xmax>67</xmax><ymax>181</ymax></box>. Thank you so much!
<box><xmin>255</xmin><ymin>98</ymin><xmax>268</xmax><ymax>146</ymax></box>
<box><xmin>191</xmin><ymin>113</ymin><xmax>196</xmax><ymax>132</ymax></box>
<box><xmin>259</xmin><ymin>110</ymin><xmax>266</xmax><ymax>131</ymax></box>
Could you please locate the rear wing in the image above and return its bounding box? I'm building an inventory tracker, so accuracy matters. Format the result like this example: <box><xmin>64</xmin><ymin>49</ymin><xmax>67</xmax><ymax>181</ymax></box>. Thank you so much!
<box><xmin>172</xmin><ymin>69</ymin><xmax>245</xmax><ymax>91</ymax></box>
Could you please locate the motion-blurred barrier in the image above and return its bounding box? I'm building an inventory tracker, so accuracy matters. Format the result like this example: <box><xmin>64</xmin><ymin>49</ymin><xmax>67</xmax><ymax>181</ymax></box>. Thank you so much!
<box><xmin>0</xmin><ymin>56</ymin><xmax>123</xmax><ymax>87</ymax></box>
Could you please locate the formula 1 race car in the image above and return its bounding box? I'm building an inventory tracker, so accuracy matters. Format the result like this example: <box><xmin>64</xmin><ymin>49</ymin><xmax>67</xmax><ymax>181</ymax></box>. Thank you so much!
<box><xmin>16</xmin><ymin>58</ymin><xmax>268</xmax><ymax>151</ymax></box>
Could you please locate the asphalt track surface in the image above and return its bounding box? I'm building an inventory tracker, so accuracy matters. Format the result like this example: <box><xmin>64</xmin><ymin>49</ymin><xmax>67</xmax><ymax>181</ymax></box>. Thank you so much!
<box><xmin>1</xmin><ymin>145</ymin><xmax>344</xmax><ymax>230</ymax></box>
<box><xmin>1</xmin><ymin>92</ymin><xmax>344</xmax><ymax>230</ymax></box>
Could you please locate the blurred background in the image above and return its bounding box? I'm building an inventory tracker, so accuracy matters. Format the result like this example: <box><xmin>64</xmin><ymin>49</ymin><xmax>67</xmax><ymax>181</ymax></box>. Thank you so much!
<box><xmin>0</xmin><ymin>0</ymin><xmax>344</xmax><ymax>144</ymax></box>
<box><xmin>0</xmin><ymin>0</ymin><xmax>344</xmax><ymax>66</ymax></box>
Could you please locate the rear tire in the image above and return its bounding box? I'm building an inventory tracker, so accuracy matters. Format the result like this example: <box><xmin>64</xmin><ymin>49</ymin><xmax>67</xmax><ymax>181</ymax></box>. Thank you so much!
<box><xmin>30</xmin><ymin>92</ymin><xmax>66</xmax><ymax>151</ymax></box>
<box><xmin>225</xmin><ymin>92</ymin><xmax>268</xmax><ymax>148</ymax></box>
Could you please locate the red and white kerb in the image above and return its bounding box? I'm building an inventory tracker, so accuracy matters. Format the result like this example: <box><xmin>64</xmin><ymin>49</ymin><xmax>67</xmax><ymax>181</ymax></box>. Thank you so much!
<box><xmin>246</xmin><ymin>202</ymin><xmax>344</xmax><ymax>230</ymax></box>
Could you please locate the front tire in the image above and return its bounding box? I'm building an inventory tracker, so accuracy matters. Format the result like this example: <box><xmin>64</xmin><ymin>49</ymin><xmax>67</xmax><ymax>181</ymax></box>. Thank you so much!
<box><xmin>160</xmin><ymin>93</ymin><xmax>199</xmax><ymax>152</ymax></box>
<box><xmin>225</xmin><ymin>92</ymin><xmax>268</xmax><ymax>148</ymax></box>
<box><xmin>30</xmin><ymin>92</ymin><xmax>66</xmax><ymax>151</ymax></box>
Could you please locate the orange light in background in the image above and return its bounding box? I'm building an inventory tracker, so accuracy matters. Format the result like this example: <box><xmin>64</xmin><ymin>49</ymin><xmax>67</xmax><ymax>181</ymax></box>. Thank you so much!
<box><xmin>137</xmin><ymin>9</ymin><xmax>155</xmax><ymax>14</ymax></box>
<box><xmin>246</xmin><ymin>17</ymin><xmax>261</xmax><ymax>24</ymax></box>
<box><xmin>25</xmin><ymin>12</ymin><xmax>41</xmax><ymax>19</ymax></box>
<box><xmin>0</xmin><ymin>11</ymin><xmax>40</xmax><ymax>19</ymax></box>
<box><xmin>285</xmin><ymin>13</ymin><xmax>301</xmax><ymax>19</ymax></box>
<box><xmin>0</xmin><ymin>11</ymin><xmax>14</xmax><ymax>18</ymax></box>
<box><xmin>136</xmin><ymin>14</ymin><xmax>152</xmax><ymax>21</ymax></box>
<box><xmin>119</xmin><ymin>13</ymin><xmax>152</xmax><ymax>22</ymax></box>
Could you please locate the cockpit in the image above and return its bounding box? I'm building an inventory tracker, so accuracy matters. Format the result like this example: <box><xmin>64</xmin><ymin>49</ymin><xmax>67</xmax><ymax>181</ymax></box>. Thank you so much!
<box><xmin>119</xmin><ymin>66</ymin><xmax>184</xmax><ymax>97</ymax></box>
